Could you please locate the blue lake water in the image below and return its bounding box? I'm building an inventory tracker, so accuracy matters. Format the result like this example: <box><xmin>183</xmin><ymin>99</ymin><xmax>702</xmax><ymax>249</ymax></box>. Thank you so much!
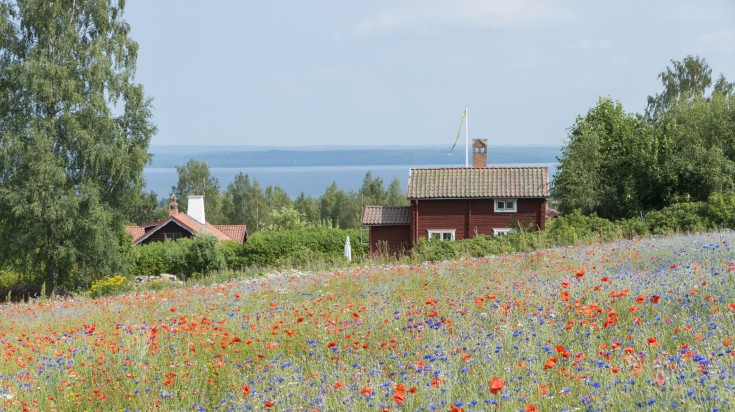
<box><xmin>143</xmin><ymin>163</ymin><xmax>558</xmax><ymax>198</ymax></box>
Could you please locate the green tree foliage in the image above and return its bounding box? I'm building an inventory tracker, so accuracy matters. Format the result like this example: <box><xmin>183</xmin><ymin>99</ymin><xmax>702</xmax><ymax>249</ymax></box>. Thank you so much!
<box><xmin>0</xmin><ymin>0</ymin><xmax>155</xmax><ymax>288</ymax></box>
<box><xmin>553</xmin><ymin>98</ymin><xmax>645</xmax><ymax>218</ymax></box>
<box><xmin>320</xmin><ymin>182</ymin><xmax>356</xmax><ymax>228</ymax></box>
<box><xmin>385</xmin><ymin>177</ymin><xmax>409</xmax><ymax>206</ymax></box>
<box><xmin>267</xmin><ymin>206</ymin><xmax>306</xmax><ymax>231</ymax></box>
<box><xmin>222</xmin><ymin>172</ymin><xmax>257</xmax><ymax>228</ymax></box>
<box><xmin>129</xmin><ymin>190</ymin><xmax>167</xmax><ymax>224</ymax></box>
<box><xmin>646</xmin><ymin>55</ymin><xmax>713</xmax><ymax>119</ymax></box>
<box><xmin>555</xmin><ymin>56</ymin><xmax>735</xmax><ymax>220</ymax></box>
<box><xmin>173</xmin><ymin>159</ymin><xmax>223</xmax><ymax>223</ymax></box>
<box><xmin>294</xmin><ymin>192</ymin><xmax>321</xmax><ymax>225</ymax></box>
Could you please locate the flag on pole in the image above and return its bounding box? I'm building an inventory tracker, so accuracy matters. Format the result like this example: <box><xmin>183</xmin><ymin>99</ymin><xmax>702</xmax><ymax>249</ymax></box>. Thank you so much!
<box><xmin>449</xmin><ymin>109</ymin><xmax>467</xmax><ymax>155</ymax></box>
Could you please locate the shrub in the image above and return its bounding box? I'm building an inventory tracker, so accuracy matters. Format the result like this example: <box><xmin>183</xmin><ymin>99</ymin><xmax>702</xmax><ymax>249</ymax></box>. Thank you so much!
<box><xmin>183</xmin><ymin>234</ymin><xmax>226</xmax><ymax>278</ymax></box>
<box><xmin>705</xmin><ymin>191</ymin><xmax>735</xmax><ymax>228</ymax></box>
<box><xmin>241</xmin><ymin>227</ymin><xmax>367</xmax><ymax>267</ymax></box>
<box><xmin>642</xmin><ymin>202</ymin><xmax>708</xmax><ymax>235</ymax></box>
<box><xmin>545</xmin><ymin>212</ymin><xmax>618</xmax><ymax>244</ymax></box>
<box><xmin>88</xmin><ymin>275</ymin><xmax>130</xmax><ymax>298</ymax></box>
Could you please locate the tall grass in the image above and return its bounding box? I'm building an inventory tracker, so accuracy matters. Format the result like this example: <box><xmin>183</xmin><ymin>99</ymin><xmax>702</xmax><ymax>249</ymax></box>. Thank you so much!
<box><xmin>0</xmin><ymin>232</ymin><xmax>733</xmax><ymax>410</ymax></box>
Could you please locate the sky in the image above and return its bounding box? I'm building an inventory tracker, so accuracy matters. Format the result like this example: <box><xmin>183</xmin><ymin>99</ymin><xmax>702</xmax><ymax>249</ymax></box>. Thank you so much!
<box><xmin>124</xmin><ymin>1</ymin><xmax>735</xmax><ymax>147</ymax></box>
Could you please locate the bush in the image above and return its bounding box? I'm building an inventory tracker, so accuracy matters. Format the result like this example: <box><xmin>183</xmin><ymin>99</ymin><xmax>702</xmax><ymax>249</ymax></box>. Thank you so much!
<box><xmin>412</xmin><ymin>237</ymin><xmax>460</xmax><ymax>262</ymax></box>
<box><xmin>132</xmin><ymin>239</ymin><xmax>190</xmax><ymax>278</ymax></box>
<box><xmin>240</xmin><ymin>227</ymin><xmax>367</xmax><ymax>267</ymax></box>
<box><xmin>88</xmin><ymin>275</ymin><xmax>130</xmax><ymax>298</ymax></box>
<box><xmin>131</xmin><ymin>235</ymin><xmax>226</xmax><ymax>279</ymax></box>
<box><xmin>546</xmin><ymin>212</ymin><xmax>618</xmax><ymax>244</ymax></box>
<box><xmin>642</xmin><ymin>202</ymin><xmax>708</xmax><ymax>235</ymax></box>
<box><xmin>183</xmin><ymin>234</ymin><xmax>226</xmax><ymax>278</ymax></box>
<box><xmin>705</xmin><ymin>191</ymin><xmax>735</xmax><ymax>228</ymax></box>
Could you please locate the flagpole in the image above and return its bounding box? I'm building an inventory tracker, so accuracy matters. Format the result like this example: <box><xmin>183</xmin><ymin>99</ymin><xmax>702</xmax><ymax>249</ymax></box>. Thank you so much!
<box><xmin>465</xmin><ymin>105</ymin><xmax>469</xmax><ymax>167</ymax></box>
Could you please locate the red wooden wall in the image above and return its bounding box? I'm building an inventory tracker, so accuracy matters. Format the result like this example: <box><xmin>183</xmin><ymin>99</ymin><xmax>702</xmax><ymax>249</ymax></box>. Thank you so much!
<box><xmin>369</xmin><ymin>225</ymin><xmax>410</xmax><ymax>257</ymax></box>
<box><xmin>410</xmin><ymin>198</ymin><xmax>546</xmax><ymax>242</ymax></box>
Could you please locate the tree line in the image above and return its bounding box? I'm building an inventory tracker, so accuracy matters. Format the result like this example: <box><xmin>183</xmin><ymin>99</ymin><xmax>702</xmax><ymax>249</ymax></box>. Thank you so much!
<box><xmin>553</xmin><ymin>55</ymin><xmax>735</xmax><ymax>220</ymax></box>
<box><xmin>132</xmin><ymin>161</ymin><xmax>409</xmax><ymax>231</ymax></box>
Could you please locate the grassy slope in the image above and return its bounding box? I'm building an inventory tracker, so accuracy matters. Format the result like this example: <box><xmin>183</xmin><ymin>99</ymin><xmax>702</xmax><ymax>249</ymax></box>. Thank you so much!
<box><xmin>1</xmin><ymin>232</ymin><xmax>734</xmax><ymax>411</ymax></box>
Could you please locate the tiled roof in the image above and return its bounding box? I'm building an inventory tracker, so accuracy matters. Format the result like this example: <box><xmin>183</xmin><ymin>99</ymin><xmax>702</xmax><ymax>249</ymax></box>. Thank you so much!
<box><xmin>214</xmin><ymin>225</ymin><xmax>248</xmax><ymax>242</ymax></box>
<box><xmin>362</xmin><ymin>206</ymin><xmax>411</xmax><ymax>226</ymax></box>
<box><xmin>406</xmin><ymin>167</ymin><xmax>548</xmax><ymax>199</ymax></box>
<box><xmin>128</xmin><ymin>213</ymin><xmax>248</xmax><ymax>244</ymax></box>
<box><xmin>124</xmin><ymin>226</ymin><xmax>145</xmax><ymax>241</ymax></box>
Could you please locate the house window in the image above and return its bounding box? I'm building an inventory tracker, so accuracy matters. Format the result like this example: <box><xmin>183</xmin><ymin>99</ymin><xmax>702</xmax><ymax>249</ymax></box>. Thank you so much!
<box><xmin>493</xmin><ymin>228</ymin><xmax>513</xmax><ymax>236</ymax></box>
<box><xmin>428</xmin><ymin>230</ymin><xmax>455</xmax><ymax>241</ymax></box>
<box><xmin>494</xmin><ymin>199</ymin><xmax>517</xmax><ymax>213</ymax></box>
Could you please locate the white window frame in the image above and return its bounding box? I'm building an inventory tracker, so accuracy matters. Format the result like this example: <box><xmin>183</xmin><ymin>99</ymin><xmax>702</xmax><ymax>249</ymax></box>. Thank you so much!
<box><xmin>493</xmin><ymin>228</ymin><xmax>513</xmax><ymax>236</ymax></box>
<box><xmin>428</xmin><ymin>230</ymin><xmax>456</xmax><ymax>241</ymax></box>
<box><xmin>494</xmin><ymin>198</ymin><xmax>517</xmax><ymax>213</ymax></box>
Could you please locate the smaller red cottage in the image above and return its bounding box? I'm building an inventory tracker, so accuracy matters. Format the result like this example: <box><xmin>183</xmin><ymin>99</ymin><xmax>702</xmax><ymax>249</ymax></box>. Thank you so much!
<box><xmin>362</xmin><ymin>206</ymin><xmax>411</xmax><ymax>256</ymax></box>
<box><xmin>125</xmin><ymin>195</ymin><xmax>248</xmax><ymax>245</ymax></box>
<box><xmin>363</xmin><ymin>139</ymin><xmax>549</xmax><ymax>256</ymax></box>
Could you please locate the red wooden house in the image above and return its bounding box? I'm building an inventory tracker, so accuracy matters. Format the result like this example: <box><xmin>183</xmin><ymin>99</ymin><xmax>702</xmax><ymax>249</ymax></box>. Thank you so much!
<box><xmin>125</xmin><ymin>195</ymin><xmax>247</xmax><ymax>245</ymax></box>
<box><xmin>363</xmin><ymin>139</ymin><xmax>548</xmax><ymax>256</ymax></box>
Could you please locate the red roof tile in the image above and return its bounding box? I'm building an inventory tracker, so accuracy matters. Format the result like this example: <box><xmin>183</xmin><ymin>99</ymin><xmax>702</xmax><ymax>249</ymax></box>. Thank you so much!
<box><xmin>129</xmin><ymin>212</ymin><xmax>248</xmax><ymax>244</ymax></box>
<box><xmin>406</xmin><ymin>166</ymin><xmax>548</xmax><ymax>199</ymax></box>
<box><xmin>124</xmin><ymin>226</ymin><xmax>145</xmax><ymax>242</ymax></box>
<box><xmin>362</xmin><ymin>206</ymin><xmax>411</xmax><ymax>226</ymax></box>
<box><xmin>214</xmin><ymin>225</ymin><xmax>248</xmax><ymax>242</ymax></box>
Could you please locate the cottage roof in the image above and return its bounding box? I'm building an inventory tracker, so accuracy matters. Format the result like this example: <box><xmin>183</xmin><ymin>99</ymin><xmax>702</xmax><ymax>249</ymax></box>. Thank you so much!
<box><xmin>124</xmin><ymin>226</ymin><xmax>145</xmax><ymax>240</ymax></box>
<box><xmin>125</xmin><ymin>212</ymin><xmax>247</xmax><ymax>244</ymax></box>
<box><xmin>362</xmin><ymin>206</ymin><xmax>411</xmax><ymax>226</ymax></box>
<box><xmin>406</xmin><ymin>166</ymin><xmax>548</xmax><ymax>199</ymax></box>
<box><xmin>214</xmin><ymin>225</ymin><xmax>249</xmax><ymax>243</ymax></box>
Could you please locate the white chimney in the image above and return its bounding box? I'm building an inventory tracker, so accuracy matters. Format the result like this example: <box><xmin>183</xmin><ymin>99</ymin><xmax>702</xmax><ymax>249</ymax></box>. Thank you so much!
<box><xmin>187</xmin><ymin>195</ymin><xmax>206</xmax><ymax>224</ymax></box>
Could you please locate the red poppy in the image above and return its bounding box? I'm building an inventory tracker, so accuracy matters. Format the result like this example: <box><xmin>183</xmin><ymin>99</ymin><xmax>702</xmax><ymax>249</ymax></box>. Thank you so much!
<box><xmin>240</xmin><ymin>385</ymin><xmax>251</xmax><ymax>396</ymax></box>
<box><xmin>647</xmin><ymin>337</ymin><xmax>659</xmax><ymax>347</ymax></box>
<box><xmin>543</xmin><ymin>357</ymin><xmax>558</xmax><ymax>369</ymax></box>
<box><xmin>361</xmin><ymin>387</ymin><xmax>373</xmax><ymax>396</ymax></box>
<box><xmin>561</xmin><ymin>279</ymin><xmax>570</xmax><ymax>289</ymax></box>
<box><xmin>526</xmin><ymin>405</ymin><xmax>539</xmax><ymax>412</ymax></box>
<box><xmin>555</xmin><ymin>345</ymin><xmax>570</xmax><ymax>358</ymax></box>
<box><xmin>650</xmin><ymin>295</ymin><xmax>660</xmax><ymax>304</ymax></box>
<box><xmin>601</xmin><ymin>276</ymin><xmax>611</xmax><ymax>282</ymax></box>
<box><xmin>264</xmin><ymin>400</ymin><xmax>275</xmax><ymax>407</ymax></box>
<box><xmin>489</xmin><ymin>377</ymin><xmax>504</xmax><ymax>394</ymax></box>
<box><xmin>575</xmin><ymin>269</ymin><xmax>585</xmax><ymax>279</ymax></box>
<box><xmin>393</xmin><ymin>391</ymin><xmax>405</xmax><ymax>404</ymax></box>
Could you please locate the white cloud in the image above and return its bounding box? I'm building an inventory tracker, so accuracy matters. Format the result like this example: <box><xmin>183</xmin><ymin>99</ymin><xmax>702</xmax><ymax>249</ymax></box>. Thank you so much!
<box><xmin>352</xmin><ymin>0</ymin><xmax>576</xmax><ymax>38</ymax></box>
<box><xmin>567</xmin><ymin>39</ymin><xmax>612</xmax><ymax>50</ymax></box>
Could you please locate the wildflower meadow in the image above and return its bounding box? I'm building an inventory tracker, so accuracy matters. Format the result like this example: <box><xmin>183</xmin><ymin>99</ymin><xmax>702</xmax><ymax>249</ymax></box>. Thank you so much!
<box><xmin>2</xmin><ymin>232</ymin><xmax>735</xmax><ymax>411</ymax></box>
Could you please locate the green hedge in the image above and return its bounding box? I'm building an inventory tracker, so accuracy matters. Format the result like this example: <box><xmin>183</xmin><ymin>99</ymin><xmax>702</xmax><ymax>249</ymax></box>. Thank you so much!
<box><xmin>132</xmin><ymin>234</ymin><xmax>225</xmax><ymax>279</ymax></box>
<box><xmin>235</xmin><ymin>227</ymin><xmax>367</xmax><ymax>268</ymax></box>
<box><xmin>132</xmin><ymin>227</ymin><xmax>367</xmax><ymax>277</ymax></box>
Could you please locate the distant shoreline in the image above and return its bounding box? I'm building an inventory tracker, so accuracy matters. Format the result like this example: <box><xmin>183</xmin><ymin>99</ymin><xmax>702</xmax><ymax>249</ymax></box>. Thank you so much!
<box><xmin>148</xmin><ymin>145</ymin><xmax>561</xmax><ymax>169</ymax></box>
<box><xmin>144</xmin><ymin>162</ymin><xmax>558</xmax><ymax>198</ymax></box>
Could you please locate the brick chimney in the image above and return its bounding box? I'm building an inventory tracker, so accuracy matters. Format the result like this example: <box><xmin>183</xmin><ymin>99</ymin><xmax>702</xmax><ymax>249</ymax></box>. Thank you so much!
<box><xmin>168</xmin><ymin>194</ymin><xmax>179</xmax><ymax>216</ymax></box>
<box><xmin>472</xmin><ymin>138</ymin><xmax>488</xmax><ymax>168</ymax></box>
<box><xmin>187</xmin><ymin>195</ymin><xmax>206</xmax><ymax>224</ymax></box>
